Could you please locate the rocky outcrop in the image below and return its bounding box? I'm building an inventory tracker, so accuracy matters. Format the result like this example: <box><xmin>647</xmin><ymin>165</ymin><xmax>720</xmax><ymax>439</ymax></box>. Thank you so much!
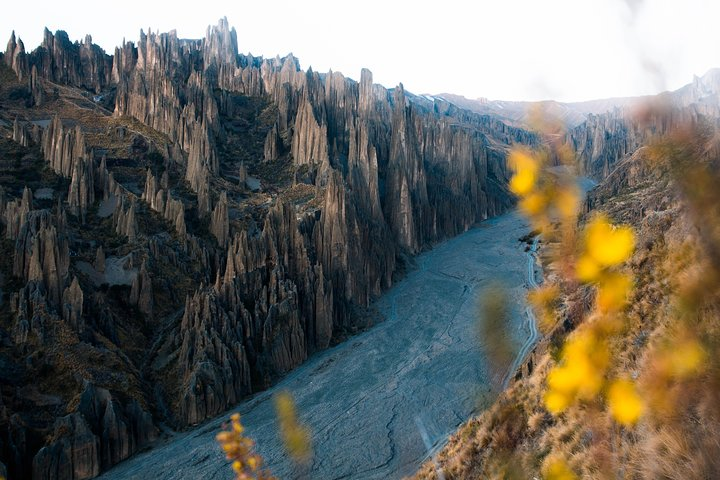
<box><xmin>6</xmin><ymin>29</ymin><xmax>112</xmax><ymax>93</ymax></box>
<box><xmin>112</xmin><ymin>27</ymin><xmax>221</xmax><ymax>202</ymax></box>
<box><xmin>113</xmin><ymin>197</ymin><xmax>137</xmax><ymax>241</ymax></box>
<box><xmin>32</xmin><ymin>412</ymin><xmax>100</xmax><ymax>480</ymax></box>
<box><xmin>32</xmin><ymin>383</ymin><xmax>157</xmax><ymax>480</ymax></box>
<box><xmin>563</xmin><ymin>104</ymin><xmax>707</xmax><ymax>179</ymax></box>
<box><xmin>62</xmin><ymin>276</ymin><xmax>84</xmax><ymax>332</ymax></box>
<box><xmin>42</xmin><ymin>116</ymin><xmax>88</xmax><ymax>178</ymax></box>
<box><xmin>12</xmin><ymin>117</ymin><xmax>40</xmax><ymax>146</ymax></box>
<box><xmin>3</xmin><ymin>186</ymin><xmax>33</xmax><ymax>239</ymax></box>
<box><xmin>4</xmin><ymin>31</ymin><xmax>28</xmax><ymax>80</ymax></box>
<box><xmin>129</xmin><ymin>261</ymin><xmax>153</xmax><ymax>317</ymax></box>
<box><xmin>11</xmin><ymin>280</ymin><xmax>55</xmax><ymax>345</ymax></box>
<box><xmin>238</xmin><ymin>161</ymin><xmax>248</xmax><ymax>189</ymax></box>
<box><xmin>174</xmin><ymin>288</ymin><xmax>252</xmax><ymax>425</ymax></box>
<box><xmin>94</xmin><ymin>246</ymin><xmax>105</xmax><ymax>273</ymax></box>
<box><xmin>210</xmin><ymin>191</ymin><xmax>229</xmax><ymax>246</ymax></box>
<box><xmin>68</xmin><ymin>156</ymin><xmax>95</xmax><ymax>222</ymax></box>
<box><xmin>36</xmin><ymin>115</ymin><xmax>99</xmax><ymax>220</ymax></box>
<box><xmin>141</xmin><ymin>169</ymin><xmax>186</xmax><ymax>237</ymax></box>
<box><xmin>13</xmin><ymin>210</ymin><xmax>69</xmax><ymax>307</ymax></box>
<box><xmin>263</xmin><ymin>122</ymin><xmax>282</xmax><ymax>161</ymax></box>
<box><xmin>291</xmin><ymin>94</ymin><xmax>330</xmax><ymax>166</ymax></box>
<box><xmin>196</xmin><ymin>167</ymin><xmax>211</xmax><ymax>217</ymax></box>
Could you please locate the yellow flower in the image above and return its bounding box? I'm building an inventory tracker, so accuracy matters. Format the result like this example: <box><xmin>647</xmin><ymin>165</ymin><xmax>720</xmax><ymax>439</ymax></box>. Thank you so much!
<box><xmin>543</xmin><ymin>458</ymin><xmax>578</xmax><ymax>480</ymax></box>
<box><xmin>216</xmin><ymin>413</ymin><xmax>275</xmax><ymax>480</ymax></box>
<box><xmin>608</xmin><ymin>379</ymin><xmax>644</xmax><ymax>426</ymax></box>
<box><xmin>585</xmin><ymin>215</ymin><xmax>635</xmax><ymax>267</ymax></box>
<box><xmin>576</xmin><ymin>255</ymin><xmax>601</xmax><ymax>282</ymax></box>
<box><xmin>519</xmin><ymin>191</ymin><xmax>548</xmax><ymax>216</ymax></box>
<box><xmin>554</xmin><ymin>185</ymin><xmax>580</xmax><ymax>220</ymax></box>
<box><xmin>667</xmin><ymin>340</ymin><xmax>706</xmax><ymax>377</ymax></box>
<box><xmin>597</xmin><ymin>272</ymin><xmax>632</xmax><ymax>312</ymax></box>
<box><xmin>544</xmin><ymin>390</ymin><xmax>571</xmax><ymax>414</ymax></box>
<box><xmin>548</xmin><ymin>360</ymin><xmax>590</xmax><ymax>395</ymax></box>
<box><xmin>275</xmin><ymin>391</ymin><xmax>312</xmax><ymax>463</ymax></box>
<box><xmin>509</xmin><ymin>149</ymin><xmax>539</xmax><ymax>196</ymax></box>
<box><xmin>546</xmin><ymin>328</ymin><xmax>609</xmax><ymax>412</ymax></box>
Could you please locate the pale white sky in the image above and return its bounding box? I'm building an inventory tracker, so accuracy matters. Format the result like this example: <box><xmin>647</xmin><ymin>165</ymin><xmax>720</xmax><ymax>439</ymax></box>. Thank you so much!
<box><xmin>2</xmin><ymin>0</ymin><xmax>719</xmax><ymax>102</ymax></box>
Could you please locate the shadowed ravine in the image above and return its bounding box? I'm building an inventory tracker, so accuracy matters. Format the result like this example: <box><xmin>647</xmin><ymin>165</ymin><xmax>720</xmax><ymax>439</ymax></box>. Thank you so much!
<box><xmin>99</xmin><ymin>211</ymin><xmax>541</xmax><ymax>480</ymax></box>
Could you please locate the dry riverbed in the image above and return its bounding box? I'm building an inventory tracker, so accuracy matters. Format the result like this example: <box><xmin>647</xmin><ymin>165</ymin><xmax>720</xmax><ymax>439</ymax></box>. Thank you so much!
<box><xmin>99</xmin><ymin>211</ymin><xmax>540</xmax><ymax>480</ymax></box>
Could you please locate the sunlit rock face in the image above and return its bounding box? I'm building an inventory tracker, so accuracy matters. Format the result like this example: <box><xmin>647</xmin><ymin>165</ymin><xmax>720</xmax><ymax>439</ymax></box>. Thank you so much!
<box><xmin>0</xmin><ymin>18</ymin><xmax>536</xmax><ymax>478</ymax></box>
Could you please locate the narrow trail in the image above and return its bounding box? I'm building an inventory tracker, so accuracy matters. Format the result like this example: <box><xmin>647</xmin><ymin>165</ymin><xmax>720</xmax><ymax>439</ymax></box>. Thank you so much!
<box><xmin>99</xmin><ymin>212</ymin><xmax>540</xmax><ymax>480</ymax></box>
<box><xmin>503</xmin><ymin>235</ymin><xmax>542</xmax><ymax>389</ymax></box>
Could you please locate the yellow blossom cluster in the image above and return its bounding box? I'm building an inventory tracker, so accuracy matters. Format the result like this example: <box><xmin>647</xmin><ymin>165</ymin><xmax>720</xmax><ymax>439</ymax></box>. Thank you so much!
<box><xmin>545</xmin><ymin>327</ymin><xmax>609</xmax><ymax>413</ymax></box>
<box><xmin>607</xmin><ymin>378</ymin><xmax>644</xmax><ymax>426</ymax></box>
<box><xmin>508</xmin><ymin>148</ymin><xmax>580</xmax><ymax>236</ymax></box>
<box><xmin>543</xmin><ymin>457</ymin><xmax>578</xmax><ymax>480</ymax></box>
<box><xmin>576</xmin><ymin>215</ymin><xmax>635</xmax><ymax>313</ymax></box>
<box><xmin>505</xmin><ymin>112</ymin><xmax>718</xmax><ymax>479</ymax></box>
<box><xmin>274</xmin><ymin>391</ymin><xmax>312</xmax><ymax>463</ymax></box>
<box><xmin>216</xmin><ymin>413</ymin><xmax>275</xmax><ymax>480</ymax></box>
<box><xmin>541</xmin><ymin>209</ymin><xmax>641</xmax><ymax>425</ymax></box>
<box><xmin>508</xmin><ymin>144</ymin><xmax>644</xmax><ymax>431</ymax></box>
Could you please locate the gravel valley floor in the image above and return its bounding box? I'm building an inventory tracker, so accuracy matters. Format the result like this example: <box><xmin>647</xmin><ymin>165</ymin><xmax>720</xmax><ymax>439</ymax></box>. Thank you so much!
<box><xmin>99</xmin><ymin>211</ymin><xmax>539</xmax><ymax>480</ymax></box>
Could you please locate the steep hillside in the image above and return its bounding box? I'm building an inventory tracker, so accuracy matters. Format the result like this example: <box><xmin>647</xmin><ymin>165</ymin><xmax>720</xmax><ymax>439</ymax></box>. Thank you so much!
<box><xmin>0</xmin><ymin>18</ymin><xmax>535</xmax><ymax>478</ymax></box>
<box><xmin>414</xmin><ymin>113</ymin><xmax>720</xmax><ymax>479</ymax></box>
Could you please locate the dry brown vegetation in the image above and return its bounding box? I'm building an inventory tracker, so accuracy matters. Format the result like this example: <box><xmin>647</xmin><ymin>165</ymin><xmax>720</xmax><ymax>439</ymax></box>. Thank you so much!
<box><xmin>415</xmin><ymin>114</ymin><xmax>720</xmax><ymax>479</ymax></box>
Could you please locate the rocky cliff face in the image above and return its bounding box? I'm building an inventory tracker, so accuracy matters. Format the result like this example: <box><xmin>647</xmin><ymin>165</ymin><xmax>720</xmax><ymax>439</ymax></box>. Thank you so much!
<box><xmin>4</xmin><ymin>28</ymin><xmax>112</xmax><ymax>99</ymax></box>
<box><xmin>563</xmin><ymin>70</ymin><xmax>720</xmax><ymax>179</ymax></box>
<box><xmin>0</xmin><ymin>18</ymin><xmax>535</xmax><ymax>478</ymax></box>
<box><xmin>33</xmin><ymin>383</ymin><xmax>157</xmax><ymax>480</ymax></box>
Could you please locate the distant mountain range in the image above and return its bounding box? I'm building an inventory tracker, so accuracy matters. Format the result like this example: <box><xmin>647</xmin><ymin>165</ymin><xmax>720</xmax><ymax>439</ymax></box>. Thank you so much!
<box><xmin>436</xmin><ymin>67</ymin><xmax>720</xmax><ymax>127</ymax></box>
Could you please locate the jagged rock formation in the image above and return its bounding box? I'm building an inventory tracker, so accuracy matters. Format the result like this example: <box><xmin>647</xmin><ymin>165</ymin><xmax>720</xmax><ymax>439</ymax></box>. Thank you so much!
<box><xmin>263</xmin><ymin>123</ymin><xmax>282</xmax><ymax>161</ymax></box>
<box><xmin>12</xmin><ymin>117</ymin><xmax>40</xmax><ymax>146</ymax></box>
<box><xmin>210</xmin><ymin>191</ymin><xmax>229</xmax><ymax>245</ymax></box>
<box><xmin>564</xmin><ymin>105</ymin><xmax>708</xmax><ymax>178</ymax></box>
<box><xmin>173</xmin><ymin>288</ymin><xmax>252</xmax><ymax>425</ymax></box>
<box><xmin>141</xmin><ymin>169</ymin><xmax>186</xmax><ymax>237</ymax></box>
<box><xmin>4</xmin><ymin>29</ymin><xmax>111</xmax><ymax>92</ymax></box>
<box><xmin>42</xmin><ymin>115</ymin><xmax>87</xmax><ymax>177</ymax></box>
<box><xmin>238</xmin><ymin>161</ymin><xmax>248</xmax><ymax>189</ymax></box>
<box><xmin>129</xmin><ymin>261</ymin><xmax>153</xmax><ymax>317</ymax></box>
<box><xmin>4</xmin><ymin>31</ymin><xmax>28</xmax><ymax>81</ymax></box>
<box><xmin>62</xmin><ymin>276</ymin><xmax>84</xmax><ymax>332</ymax></box>
<box><xmin>33</xmin><ymin>383</ymin><xmax>157</xmax><ymax>480</ymax></box>
<box><xmin>67</xmin><ymin>157</ymin><xmax>95</xmax><ymax>222</ymax></box>
<box><xmin>38</xmin><ymin>115</ymin><xmax>98</xmax><ymax>220</ymax></box>
<box><xmin>13</xmin><ymin>210</ymin><xmax>70</xmax><ymax>307</ymax></box>
<box><xmin>94</xmin><ymin>246</ymin><xmax>105</xmax><ymax>273</ymax></box>
<box><xmin>4</xmin><ymin>186</ymin><xmax>33</xmax><ymax>239</ymax></box>
<box><xmin>113</xmin><ymin>197</ymin><xmax>137</xmax><ymax>241</ymax></box>
<box><xmin>33</xmin><ymin>412</ymin><xmax>100</xmax><ymax>480</ymax></box>
<box><xmin>0</xmin><ymin>18</ymin><xmax>539</xmax><ymax>478</ymax></box>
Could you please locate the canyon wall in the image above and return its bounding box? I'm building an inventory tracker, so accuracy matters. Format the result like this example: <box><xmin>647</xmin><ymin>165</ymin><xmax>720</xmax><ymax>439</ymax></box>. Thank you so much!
<box><xmin>0</xmin><ymin>19</ymin><xmax>535</xmax><ymax>478</ymax></box>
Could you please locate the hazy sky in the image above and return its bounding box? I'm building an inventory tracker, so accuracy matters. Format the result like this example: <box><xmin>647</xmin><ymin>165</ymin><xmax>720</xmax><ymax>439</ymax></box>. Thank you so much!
<box><xmin>2</xmin><ymin>0</ymin><xmax>718</xmax><ymax>102</ymax></box>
